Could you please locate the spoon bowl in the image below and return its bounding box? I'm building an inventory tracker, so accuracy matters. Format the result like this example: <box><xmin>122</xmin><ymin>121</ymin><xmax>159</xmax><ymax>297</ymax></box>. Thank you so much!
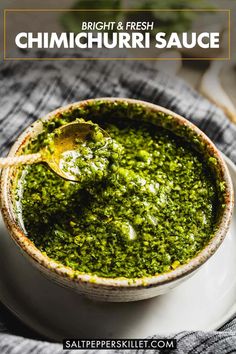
<box><xmin>0</xmin><ymin>121</ymin><xmax>110</xmax><ymax>182</ymax></box>
<box><xmin>45</xmin><ymin>121</ymin><xmax>110</xmax><ymax>181</ymax></box>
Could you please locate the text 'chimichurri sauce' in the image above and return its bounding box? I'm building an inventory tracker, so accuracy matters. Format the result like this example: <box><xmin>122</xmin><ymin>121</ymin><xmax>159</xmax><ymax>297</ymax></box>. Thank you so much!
<box><xmin>16</xmin><ymin>115</ymin><xmax>219</xmax><ymax>278</ymax></box>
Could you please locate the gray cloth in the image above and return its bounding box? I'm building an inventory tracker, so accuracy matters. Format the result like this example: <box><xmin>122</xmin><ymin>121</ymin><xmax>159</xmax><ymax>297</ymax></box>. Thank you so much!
<box><xmin>0</xmin><ymin>58</ymin><xmax>236</xmax><ymax>353</ymax></box>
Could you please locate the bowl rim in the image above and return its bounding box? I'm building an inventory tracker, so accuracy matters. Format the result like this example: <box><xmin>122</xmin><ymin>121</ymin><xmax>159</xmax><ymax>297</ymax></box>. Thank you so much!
<box><xmin>0</xmin><ymin>97</ymin><xmax>234</xmax><ymax>289</ymax></box>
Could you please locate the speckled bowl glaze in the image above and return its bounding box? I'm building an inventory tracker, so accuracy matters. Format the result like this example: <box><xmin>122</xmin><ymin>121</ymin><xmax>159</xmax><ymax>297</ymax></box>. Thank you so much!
<box><xmin>0</xmin><ymin>98</ymin><xmax>234</xmax><ymax>302</ymax></box>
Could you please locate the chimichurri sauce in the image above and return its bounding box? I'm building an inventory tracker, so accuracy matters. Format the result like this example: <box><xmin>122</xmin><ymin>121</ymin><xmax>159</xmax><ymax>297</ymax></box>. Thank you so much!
<box><xmin>58</xmin><ymin>122</ymin><xmax>122</xmax><ymax>183</ymax></box>
<box><xmin>16</xmin><ymin>117</ymin><xmax>218</xmax><ymax>278</ymax></box>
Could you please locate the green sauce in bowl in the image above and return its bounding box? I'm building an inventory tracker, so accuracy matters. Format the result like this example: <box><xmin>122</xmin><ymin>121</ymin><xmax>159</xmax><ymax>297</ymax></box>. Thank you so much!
<box><xmin>14</xmin><ymin>101</ymin><xmax>223</xmax><ymax>279</ymax></box>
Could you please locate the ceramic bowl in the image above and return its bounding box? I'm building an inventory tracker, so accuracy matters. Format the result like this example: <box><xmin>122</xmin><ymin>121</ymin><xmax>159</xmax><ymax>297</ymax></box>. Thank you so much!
<box><xmin>0</xmin><ymin>98</ymin><xmax>234</xmax><ymax>302</ymax></box>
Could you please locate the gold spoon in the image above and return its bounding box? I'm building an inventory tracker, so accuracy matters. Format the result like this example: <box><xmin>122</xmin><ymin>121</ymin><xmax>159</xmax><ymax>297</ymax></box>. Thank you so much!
<box><xmin>0</xmin><ymin>122</ymin><xmax>109</xmax><ymax>182</ymax></box>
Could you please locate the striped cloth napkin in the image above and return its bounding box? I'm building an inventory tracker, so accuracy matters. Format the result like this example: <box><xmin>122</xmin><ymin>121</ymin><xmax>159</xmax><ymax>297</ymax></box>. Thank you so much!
<box><xmin>0</xmin><ymin>58</ymin><xmax>236</xmax><ymax>353</ymax></box>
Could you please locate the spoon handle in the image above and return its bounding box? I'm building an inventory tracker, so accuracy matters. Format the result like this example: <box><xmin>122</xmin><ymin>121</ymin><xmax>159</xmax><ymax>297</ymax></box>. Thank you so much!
<box><xmin>0</xmin><ymin>153</ymin><xmax>41</xmax><ymax>168</ymax></box>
